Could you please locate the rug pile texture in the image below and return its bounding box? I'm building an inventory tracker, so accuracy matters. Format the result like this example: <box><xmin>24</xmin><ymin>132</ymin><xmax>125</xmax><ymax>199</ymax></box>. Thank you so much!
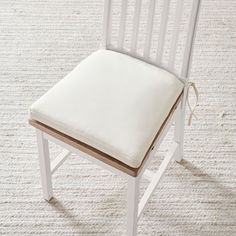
<box><xmin>0</xmin><ymin>0</ymin><xmax>235</xmax><ymax>235</ymax></box>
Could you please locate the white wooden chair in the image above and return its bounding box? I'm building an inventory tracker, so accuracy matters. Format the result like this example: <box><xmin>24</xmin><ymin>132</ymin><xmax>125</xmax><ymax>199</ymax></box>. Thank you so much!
<box><xmin>29</xmin><ymin>0</ymin><xmax>201</xmax><ymax>235</ymax></box>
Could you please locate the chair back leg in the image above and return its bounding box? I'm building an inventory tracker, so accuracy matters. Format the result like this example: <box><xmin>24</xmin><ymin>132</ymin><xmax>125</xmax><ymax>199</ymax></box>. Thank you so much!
<box><xmin>127</xmin><ymin>176</ymin><xmax>140</xmax><ymax>236</ymax></box>
<box><xmin>174</xmin><ymin>97</ymin><xmax>186</xmax><ymax>162</ymax></box>
<box><xmin>36</xmin><ymin>129</ymin><xmax>53</xmax><ymax>201</ymax></box>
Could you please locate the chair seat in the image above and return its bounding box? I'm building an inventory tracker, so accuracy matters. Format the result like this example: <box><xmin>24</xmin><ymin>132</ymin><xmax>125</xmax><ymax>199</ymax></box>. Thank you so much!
<box><xmin>29</xmin><ymin>50</ymin><xmax>183</xmax><ymax>168</ymax></box>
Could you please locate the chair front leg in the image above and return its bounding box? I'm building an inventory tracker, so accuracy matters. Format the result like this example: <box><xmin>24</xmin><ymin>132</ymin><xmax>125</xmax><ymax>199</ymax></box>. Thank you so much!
<box><xmin>127</xmin><ymin>176</ymin><xmax>139</xmax><ymax>236</ymax></box>
<box><xmin>36</xmin><ymin>129</ymin><xmax>53</xmax><ymax>201</ymax></box>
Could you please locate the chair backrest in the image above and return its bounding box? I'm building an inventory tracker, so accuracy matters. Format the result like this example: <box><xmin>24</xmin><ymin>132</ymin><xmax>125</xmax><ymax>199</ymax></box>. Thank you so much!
<box><xmin>102</xmin><ymin>0</ymin><xmax>201</xmax><ymax>79</ymax></box>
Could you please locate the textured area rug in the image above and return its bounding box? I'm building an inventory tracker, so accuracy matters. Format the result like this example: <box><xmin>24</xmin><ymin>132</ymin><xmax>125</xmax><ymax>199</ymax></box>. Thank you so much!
<box><xmin>0</xmin><ymin>0</ymin><xmax>236</xmax><ymax>235</ymax></box>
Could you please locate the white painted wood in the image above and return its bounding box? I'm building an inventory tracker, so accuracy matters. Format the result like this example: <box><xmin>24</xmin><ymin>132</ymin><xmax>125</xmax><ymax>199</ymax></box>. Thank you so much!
<box><xmin>138</xmin><ymin>141</ymin><xmax>179</xmax><ymax>219</ymax></box>
<box><xmin>174</xmin><ymin>105</ymin><xmax>184</xmax><ymax>162</ymax></box>
<box><xmin>102</xmin><ymin>0</ymin><xmax>112</xmax><ymax>48</ymax></box>
<box><xmin>156</xmin><ymin>0</ymin><xmax>170</xmax><ymax>64</ymax></box>
<box><xmin>174</xmin><ymin>83</ymin><xmax>189</xmax><ymax>162</ymax></box>
<box><xmin>143</xmin><ymin>0</ymin><xmax>156</xmax><ymax>58</ymax></box>
<box><xmin>168</xmin><ymin>0</ymin><xmax>184</xmax><ymax>69</ymax></box>
<box><xmin>118</xmin><ymin>0</ymin><xmax>128</xmax><ymax>49</ymax></box>
<box><xmin>131</xmin><ymin>0</ymin><xmax>142</xmax><ymax>53</ymax></box>
<box><xmin>103</xmin><ymin>0</ymin><xmax>201</xmax><ymax>82</ymax></box>
<box><xmin>36</xmin><ymin>130</ymin><xmax>53</xmax><ymax>201</ymax></box>
<box><xmin>127</xmin><ymin>176</ymin><xmax>140</xmax><ymax>236</ymax></box>
<box><xmin>181</xmin><ymin>0</ymin><xmax>201</xmax><ymax>78</ymax></box>
<box><xmin>51</xmin><ymin>150</ymin><xmax>71</xmax><ymax>175</ymax></box>
<box><xmin>43</xmin><ymin>132</ymin><xmax>130</xmax><ymax>179</ymax></box>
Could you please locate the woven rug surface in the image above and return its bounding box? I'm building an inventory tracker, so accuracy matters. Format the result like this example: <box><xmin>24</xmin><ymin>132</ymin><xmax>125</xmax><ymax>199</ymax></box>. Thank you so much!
<box><xmin>0</xmin><ymin>0</ymin><xmax>236</xmax><ymax>235</ymax></box>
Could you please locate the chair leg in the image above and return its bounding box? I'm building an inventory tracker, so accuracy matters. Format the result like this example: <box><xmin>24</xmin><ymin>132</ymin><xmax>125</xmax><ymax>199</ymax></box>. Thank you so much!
<box><xmin>127</xmin><ymin>176</ymin><xmax>139</xmax><ymax>236</ymax></box>
<box><xmin>36</xmin><ymin>129</ymin><xmax>53</xmax><ymax>201</ymax></box>
<box><xmin>174</xmin><ymin>104</ymin><xmax>186</xmax><ymax>162</ymax></box>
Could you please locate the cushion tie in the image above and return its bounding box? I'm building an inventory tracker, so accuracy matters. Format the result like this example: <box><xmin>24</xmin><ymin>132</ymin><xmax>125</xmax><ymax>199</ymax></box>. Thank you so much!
<box><xmin>186</xmin><ymin>81</ymin><xmax>199</xmax><ymax>126</ymax></box>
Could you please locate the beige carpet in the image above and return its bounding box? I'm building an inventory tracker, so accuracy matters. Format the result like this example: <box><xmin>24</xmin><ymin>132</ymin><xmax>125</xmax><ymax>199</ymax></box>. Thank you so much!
<box><xmin>0</xmin><ymin>0</ymin><xmax>236</xmax><ymax>235</ymax></box>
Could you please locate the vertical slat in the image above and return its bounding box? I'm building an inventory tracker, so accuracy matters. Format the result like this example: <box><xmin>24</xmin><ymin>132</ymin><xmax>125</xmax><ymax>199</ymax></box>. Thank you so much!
<box><xmin>118</xmin><ymin>0</ymin><xmax>128</xmax><ymax>49</ymax></box>
<box><xmin>102</xmin><ymin>0</ymin><xmax>112</xmax><ymax>48</ymax></box>
<box><xmin>156</xmin><ymin>0</ymin><xmax>170</xmax><ymax>64</ymax></box>
<box><xmin>168</xmin><ymin>0</ymin><xmax>184</xmax><ymax>70</ymax></box>
<box><xmin>131</xmin><ymin>0</ymin><xmax>142</xmax><ymax>53</ymax></box>
<box><xmin>181</xmin><ymin>0</ymin><xmax>201</xmax><ymax>78</ymax></box>
<box><xmin>143</xmin><ymin>0</ymin><xmax>156</xmax><ymax>58</ymax></box>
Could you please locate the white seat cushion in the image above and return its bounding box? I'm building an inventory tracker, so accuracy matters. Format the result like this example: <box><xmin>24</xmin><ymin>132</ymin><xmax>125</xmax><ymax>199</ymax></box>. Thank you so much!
<box><xmin>29</xmin><ymin>50</ymin><xmax>183</xmax><ymax>168</ymax></box>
